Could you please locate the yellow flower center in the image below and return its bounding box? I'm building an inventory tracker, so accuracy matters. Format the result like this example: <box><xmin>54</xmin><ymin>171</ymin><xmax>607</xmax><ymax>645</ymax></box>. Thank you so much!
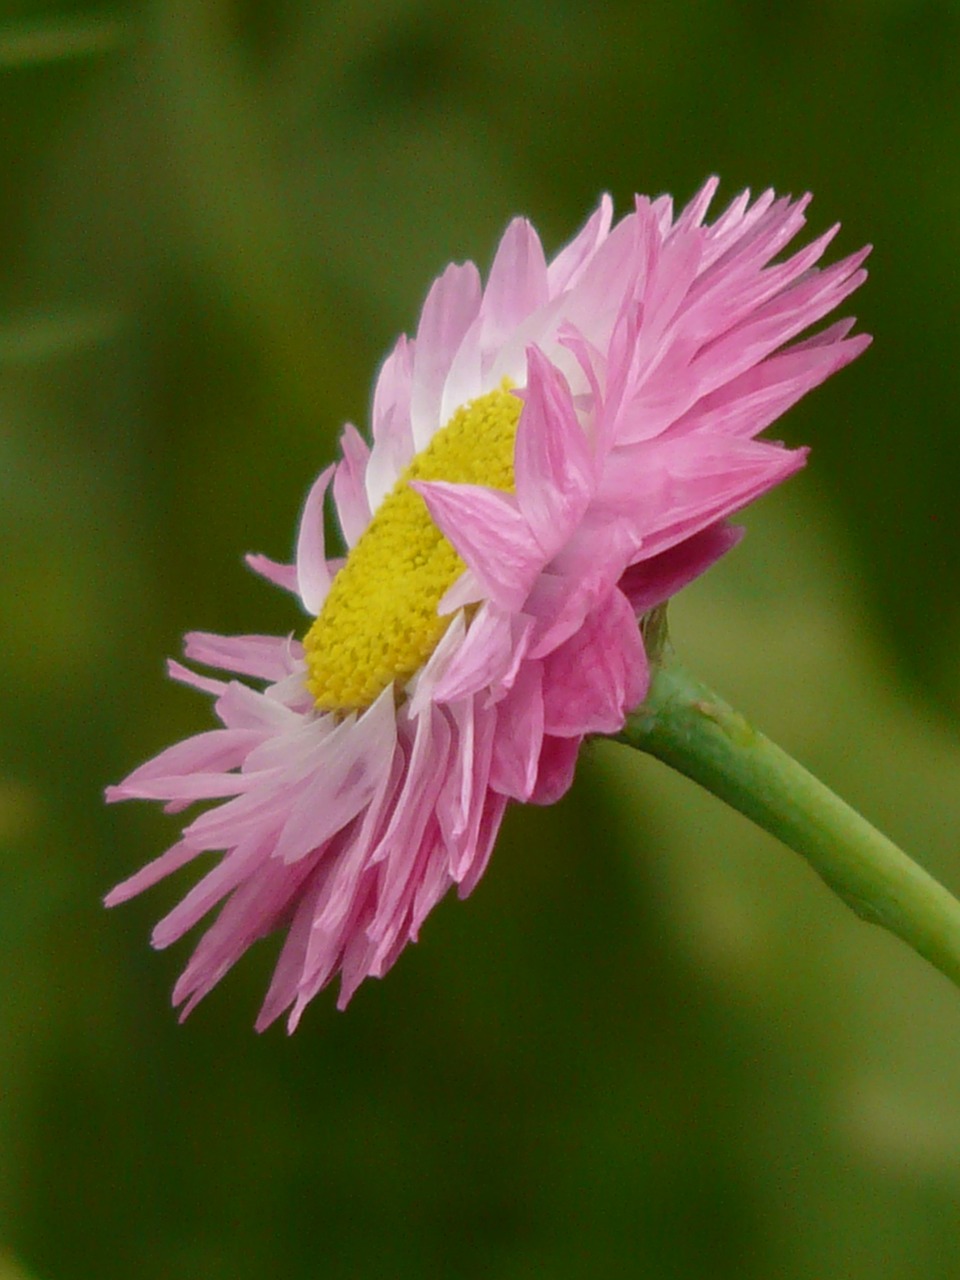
<box><xmin>304</xmin><ymin>383</ymin><xmax>522</xmax><ymax>713</ymax></box>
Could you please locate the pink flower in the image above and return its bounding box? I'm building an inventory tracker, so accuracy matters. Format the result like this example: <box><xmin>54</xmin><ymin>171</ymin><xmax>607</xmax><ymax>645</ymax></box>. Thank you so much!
<box><xmin>106</xmin><ymin>179</ymin><xmax>870</xmax><ymax>1030</ymax></box>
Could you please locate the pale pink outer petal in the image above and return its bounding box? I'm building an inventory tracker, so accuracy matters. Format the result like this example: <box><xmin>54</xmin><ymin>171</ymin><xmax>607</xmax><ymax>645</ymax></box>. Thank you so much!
<box><xmin>270</xmin><ymin>748</ymin><xmax>409</xmax><ymax>1030</ymax></box>
<box><xmin>255</xmin><ymin>858</ymin><xmax>342</xmax><ymax>1032</ymax></box>
<box><xmin>295</xmin><ymin>464</ymin><xmax>336</xmax><ymax>614</ymax></box>
<box><xmin>183</xmin><ymin>632</ymin><xmax>301</xmax><ymax>683</ymax></box>
<box><xmin>367</xmin><ymin>334</ymin><xmax>415</xmax><ymax>510</ymax></box>
<box><xmin>557</xmin><ymin>212</ymin><xmax>651</xmax><ymax>355</ymax></box>
<box><xmin>425</xmin><ymin>604</ymin><xmax>533</xmax><ymax>707</ymax></box>
<box><xmin>546</xmin><ymin>194</ymin><xmax>614</xmax><ymax>295</ymax></box>
<box><xmin>405</xmin><ymin>610</ymin><xmax>468</xmax><ymax>716</ymax></box>
<box><xmin>479</xmin><ymin>218</ymin><xmax>549</xmax><ymax>349</ymax></box>
<box><xmin>245</xmin><ymin>554</ymin><xmax>299</xmax><ymax>595</ymax></box>
<box><xmin>105</xmin><ymin>840</ymin><xmax>205</xmax><ymax>906</ymax></box>
<box><xmin>166</xmin><ymin>659</ymin><xmax>227</xmax><ymax>698</ymax></box>
<box><xmin>410</xmin><ymin>262</ymin><xmax>482</xmax><ymax>450</ymax></box>
<box><xmin>172</xmin><ymin>854</ymin><xmax>317</xmax><ymax>1019</ymax></box>
<box><xmin>271</xmin><ymin>690</ymin><xmax>397</xmax><ymax>864</ymax></box>
<box><xmin>105</xmin><ymin>728</ymin><xmax>265</xmax><ymax>800</ymax></box>
<box><xmin>153</xmin><ymin>835</ymin><xmax>270</xmax><ymax>950</ymax></box>
<box><xmin>436</xmin><ymin>567</ymin><xmax>487</xmax><ymax>616</ymax></box>
<box><xmin>437</xmin><ymin>696</ymin><xmax>498</xmax><ymax>882</ymax></box>
<box><xmin>332</xmin><ymin>424</ymin><xmax>372</xmax><ymax>548</ymax></box>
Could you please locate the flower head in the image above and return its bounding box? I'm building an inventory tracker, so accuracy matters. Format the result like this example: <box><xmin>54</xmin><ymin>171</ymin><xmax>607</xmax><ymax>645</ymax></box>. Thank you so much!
<box><xmin>106</xmin><ymin>179</ymin><xmax>870</xmax><ymax>1030</ymax></box>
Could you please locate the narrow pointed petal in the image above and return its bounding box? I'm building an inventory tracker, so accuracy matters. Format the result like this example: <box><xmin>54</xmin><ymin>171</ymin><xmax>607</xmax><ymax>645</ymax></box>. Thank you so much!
<box><xmin>547</xmin><ymin>194</ymin><xmax>614</xmax><ymax>295</ymax></box>
<box><xmin>104</xmin><ymin>841</ymin><xmax>204</xmax><ymax>906</ymax></box>
<box><xmin>245</xmin><ymin>553</ymin><xmax>299</xmax><ymax>595</ymax></box>
<box><xmin>183</xmin><ymin>632</ymin><xmax>297</xmax><ymax>683</ymax></box>
<box><xmin>367</xmin><ymin>334</ymin><xmax>415</xmax><ymax>509</ymax></box>
<box><xmin>332</xmin><ymin>423</ymin><xmax>372</xmax><ymax>548</ymax></box>
<box><xmin>295</xmin><ymin>464</ymin><xmax>336</xmax><ymax>615</ymax></box>
<box><xmin>514</xmin><ymin>347</ymin><xmax>594</xmax><ymax>555</ymax></box>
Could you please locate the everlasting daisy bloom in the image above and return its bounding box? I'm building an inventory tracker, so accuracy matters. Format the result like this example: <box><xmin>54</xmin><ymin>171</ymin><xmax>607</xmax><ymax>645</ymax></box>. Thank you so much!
<box><xmin>106</xmin><ymin>179</ymin><xmax>870</xmax><ymax>1030</ymax></box>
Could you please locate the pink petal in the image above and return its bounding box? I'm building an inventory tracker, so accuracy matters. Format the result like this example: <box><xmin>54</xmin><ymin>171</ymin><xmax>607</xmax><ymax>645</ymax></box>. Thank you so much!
<box><xmin>153</xmin><ymin>836</ymin><xmax>269</xmax><ymax>950</ymax></box>
<box><xmin>456</xmin><ymin>790</ymin><xmax>508</xmax><ymax>898</ymax></box>
<box><xmin>371</xmin><ymin>333</ymin><xmax>414</xmax><ymax>445</ymax></box>
<box><xmin>172</xmin><ymin>855</ymin><xmax>316</xmax><ymax>1018</ymax></box>
<box><xmin>104</xmin><ymin>840</ymin><xmax>205</xmax><ymax>906</ymax></box>
<box><xmin>184</xmin><ymin>632</ymin><xmax>298</xmax><ymax>683</ymax></box>
<box><xmin>547</xmin><ymin>194</ymin><xmax>614</xmax><ymax>295</ymax></box>
<box><xmin>367</xmin><ymin>334</ymin><xmax>415</xmax><ymax>509</ymax></box>
<box><xmin>214</xmin><ymin>680</ymin><xmax>302</xmax><ymax>734</ymax></box>
<box><xmin>166</xmin><ymin>660</ymin><xmax>227</xmax><ymax>698</ymax></box>
<box><xmin>295</xmin><ymin>464</ymin><xmax>336</xmax><ymax>615</ymax></box>
<box><xmin>676</xmin><ymin>327</ymin><xmax>872</xmax><ymax>440</ymax></box>
<box><xmin>410</xmin><ymin>262</ymin><xmax>482</xmax><ymax>449</ymax></box>
<box><xmin>558</xmin><ymin>212</ymin><xmax>651</xmax><ymax>354</ymax></box>
<box><xmin>406</xmin><ymin>610</ymin><xmax>468</xmax><ymax>715</ymax></box>
<box><xmin>618</xmin><ymin>522</ymin><xmax>744</xmax><ymax>613</ymax></box>
<box><xmin>488</xmin><ymin>662</ymin><xmax>544</xmax><ymax>801</ymax></box>
<box><xmin>255</xmin><ymin>859</ymin><xmax>336</xmax><ymax>1032</ymax></box>
<box><xmin>702</xmin><ymin>187</ymin><xmax>754</xmax><ymax>243</ymax></box>
<box><xmin>690</xmin><ymin>247</ymin><xmax>871</xmax><ymax>400</ymax></box>
<box><xmin>437</xmin><ymin>697</ymin><xmax>496</xmax><ymax>877</ymax></box>
<box><xmin>436</xmin><ymin>567</ymin><xmax>487</xmax><ymax>616</ymax></box>
<box><xmin>245</xmin><ymin>553</ymin><xmax>300</xmax><ymax>595</ymax></box>
<box><xmin>540</xmin><ymin>589</ymin><xmax>648</xmax><ymax>737</ymax></box>
<box><xmin>271</xmin><ymin>690</ymin><xmax>397</xmax><ymax>864</ymax></box>
<box><xmin>412</xmin><ymin>480</ymin><xmax>542</xmax><ymax>611</ymax></box>
<box><xmin>106</xmin><ymin>728</ymin><xmax>264</xmax><ymax>795</ymax></box>
<box><xmin>514</xmin><ymin>347</ymin><xmax>594</xmax><ymax>556</ymax></box>
<box><xmin>433</xmin><ymin>701</ymin><xmax>475</xmax><ymax>859</ymax></box>
<box><xmin>529</xmin><ymin>735</ymin><xmax>582</xmax><ymax>807</ymax></box>
<box><xmin>109</xmin><ymin>770</ymin><xmax>258</xmax><ymax>806</ymax></box>
<box><xmin>426</xmin><ymin>603</ymin><xmax>532</xmax><ymax>706</ymax></box>
<box><xmin>480</xmin><ymin>218</ymin><xmax>549</xmax><ymax>347</ymax></box>
<box><xmin>594</xmin><ymin>434</ymin><xmax>807</xmax><ymax>560</ymax></box>
<box><xmin>412</xmin><ymin>839</ymin><xmax>456</xmax><ymax>928</ymax></box>
<box><xmin>314</xmin><ymin>749</ymin><xmax>407</xmax><ymax>937</ymax></box>
<box><xmin>332</xmin><ymin>423</ymin><xmax>372</xmax><ymax>548</ymax></box>
<box><xmin>699</xmin><ymin>189</ymin><xmax>788</xmax><ymax>270</ymax></box>
<box><xmin>672</xmin><ymin>176</ymin><xmax>720</xmax><ymax>233</ymax></box>
<box><xmin>526</xmin><ymin>512</ymin><xmax>643</xmax><ymax>659</ymax></box>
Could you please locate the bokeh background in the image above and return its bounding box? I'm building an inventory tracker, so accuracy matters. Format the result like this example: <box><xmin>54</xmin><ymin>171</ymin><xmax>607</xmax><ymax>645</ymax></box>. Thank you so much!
<box><xmin>3</xmin><ymin>1</ymin><xmax>960</xmax><ymax>1277</ymax></box>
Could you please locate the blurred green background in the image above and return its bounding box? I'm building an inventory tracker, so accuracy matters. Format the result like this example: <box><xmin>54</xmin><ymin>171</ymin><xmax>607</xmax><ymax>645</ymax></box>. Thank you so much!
<box><xmin>3</xmin><ymin>1</ymin><xmax>960</xmax><ymax>1277</ymax></box>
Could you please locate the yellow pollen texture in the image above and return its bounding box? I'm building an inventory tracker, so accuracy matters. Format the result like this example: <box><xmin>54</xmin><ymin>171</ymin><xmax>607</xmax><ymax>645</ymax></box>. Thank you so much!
<box><xmin>304</xmin><ymin>383</ymin><xmax>522</xmax><ymax>712</ymax></box>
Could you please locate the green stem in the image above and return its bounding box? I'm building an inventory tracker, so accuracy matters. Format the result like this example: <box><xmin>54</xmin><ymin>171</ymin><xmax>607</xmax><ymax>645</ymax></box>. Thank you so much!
<box><xmin>618</xmin><ymin>661</ymin><xmax>960</xmax><ymax>990</ymax></box>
